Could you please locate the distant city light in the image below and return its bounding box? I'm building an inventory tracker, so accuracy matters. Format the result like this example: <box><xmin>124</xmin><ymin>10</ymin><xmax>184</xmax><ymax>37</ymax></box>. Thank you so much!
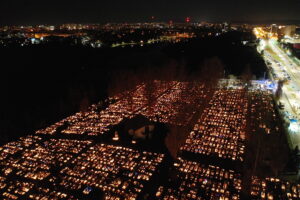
<box><xmin>185</xmin><ymin>17</ymin><xmax>190</xmax><ymax>23</ymax></box>
<box><xmin>289</xmin><ymin>119</ymin><xmax>299</xmax><ymax>132</ymax></box>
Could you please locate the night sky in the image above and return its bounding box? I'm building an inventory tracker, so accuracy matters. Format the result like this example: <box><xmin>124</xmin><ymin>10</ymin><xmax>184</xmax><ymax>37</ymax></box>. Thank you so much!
<box><xmin>1</xmin><ymin>0</ymin><xmax>300</xmax><ymax>25</ymax></box>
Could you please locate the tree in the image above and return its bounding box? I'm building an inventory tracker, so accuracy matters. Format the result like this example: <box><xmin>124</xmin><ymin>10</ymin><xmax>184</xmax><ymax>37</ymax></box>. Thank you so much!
<box><xmin>275</xmin><ymin>80</ymin><xmax>284</xmax><ymax>100</ymax></box>
<box><xmin>241</xmin><ymin>64</ymin><xmax>253</xmax><ymax>88</ymax></box>
<box><xmin>198</xmin><ymin>56</ymin><xmax>225</xmax><ymax>89</ymax></box>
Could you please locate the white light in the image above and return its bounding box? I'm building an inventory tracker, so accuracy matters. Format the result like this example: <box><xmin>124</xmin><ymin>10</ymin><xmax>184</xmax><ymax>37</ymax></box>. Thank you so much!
<box><xmin>289</xmin><ymin>121</ymin><xmax>299</xmax><ymax>132</ymax></box>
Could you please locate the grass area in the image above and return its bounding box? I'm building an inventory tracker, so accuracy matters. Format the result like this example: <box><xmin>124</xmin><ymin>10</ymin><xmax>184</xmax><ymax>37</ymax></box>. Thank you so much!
<box><xmin>285</xmin><ymin>127</ymin><xmax>294</xmax><ymax>150</ymax></box>
<box><xmin>276</xmin><ymin>43</ymin><xmax>300</xmax><ymax>66</ymax></box>
<box><xmin>265</xmin><ymin>45</ymin><xmax>282</xmax><ymax>62</ymax></box>
<box><xmin>292</xmin><ymin>57</ymin><xmax>300</xmax><ymax>66</ymax></box>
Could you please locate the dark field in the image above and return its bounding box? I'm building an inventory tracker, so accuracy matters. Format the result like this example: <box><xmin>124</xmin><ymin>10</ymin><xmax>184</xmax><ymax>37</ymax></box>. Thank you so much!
<box><xmin>0</xmin><ymin>31</ymin><xmax>267</xmax><ymax>145</ymax></box>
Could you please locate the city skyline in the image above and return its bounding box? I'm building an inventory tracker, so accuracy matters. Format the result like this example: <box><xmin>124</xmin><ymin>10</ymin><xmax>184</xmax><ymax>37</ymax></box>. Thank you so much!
<box><xmin>1</xmin><ymin>2</ymin><xmax>300</xmax><ymax>199</ymax></box>
<box><xmin>1</xmin><ymin>0</ymin><xmax>300</xmax><ymax>26</ymax></box>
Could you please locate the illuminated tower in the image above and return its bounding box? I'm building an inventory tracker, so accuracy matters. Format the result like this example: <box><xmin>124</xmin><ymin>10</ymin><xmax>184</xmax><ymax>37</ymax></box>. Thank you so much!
<box><xmin>185</xmin><ymin>17</ymin><xmax>191</xmax><ymax>23</ymax></box>
<box><xmin>271</xmin><ymin>24</ymin><xmax>278</xmax><ymax>34</ymax></box>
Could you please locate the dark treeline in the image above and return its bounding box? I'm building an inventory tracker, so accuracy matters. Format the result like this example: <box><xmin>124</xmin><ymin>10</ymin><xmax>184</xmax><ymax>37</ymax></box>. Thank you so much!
<box><xmin>0</xmin><ymin>31</ymin><xmax>266</xmax><ymax>145</ymax></box>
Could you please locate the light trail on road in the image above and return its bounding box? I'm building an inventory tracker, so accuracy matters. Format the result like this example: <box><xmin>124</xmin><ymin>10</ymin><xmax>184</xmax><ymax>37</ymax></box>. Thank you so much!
<box><xmin>258</xmin><ymin>35</ymin><xmax>300</xmax><ymax>149</ymax></box>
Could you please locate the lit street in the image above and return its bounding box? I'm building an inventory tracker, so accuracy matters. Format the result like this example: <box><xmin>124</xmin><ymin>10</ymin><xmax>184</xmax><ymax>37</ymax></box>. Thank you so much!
<box><xmin>257</xmin><ymin>34</ymin><xmax>300</xmax><ymax>149</ymax></box>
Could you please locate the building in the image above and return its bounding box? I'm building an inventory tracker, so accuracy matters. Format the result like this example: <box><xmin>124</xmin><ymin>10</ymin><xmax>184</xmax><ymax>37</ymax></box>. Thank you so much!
<box><xmin>281</xmin><ymin>25</ymin><xmax>296</xmax><ymax>37</ymax></box>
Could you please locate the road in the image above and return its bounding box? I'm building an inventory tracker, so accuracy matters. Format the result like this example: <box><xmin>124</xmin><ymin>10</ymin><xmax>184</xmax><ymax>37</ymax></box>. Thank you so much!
<box><xmin>260</xmin><ymin>38</ymin><xmax>300</xmax><ymax>149</ymax></box>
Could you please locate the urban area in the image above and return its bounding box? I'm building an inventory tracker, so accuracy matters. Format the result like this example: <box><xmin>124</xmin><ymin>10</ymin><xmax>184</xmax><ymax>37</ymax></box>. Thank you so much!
<box><xmin>1</xmin><ymin>22</ymin><xmax>300</xmax><ymax>200</ymax></box>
